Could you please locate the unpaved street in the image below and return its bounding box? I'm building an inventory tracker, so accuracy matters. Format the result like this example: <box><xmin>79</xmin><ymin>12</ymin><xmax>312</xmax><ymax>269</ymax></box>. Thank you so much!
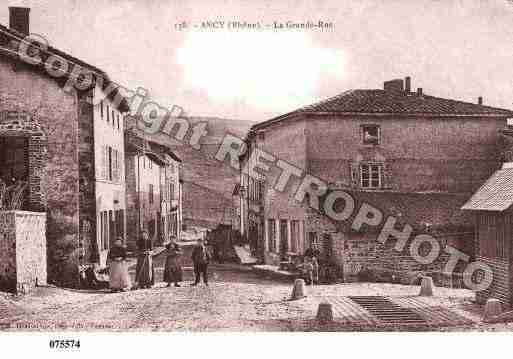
<box><xmin>1</xmin><ymin>256</ymin><xmax>504</xmax><ymax>332</ymax></box>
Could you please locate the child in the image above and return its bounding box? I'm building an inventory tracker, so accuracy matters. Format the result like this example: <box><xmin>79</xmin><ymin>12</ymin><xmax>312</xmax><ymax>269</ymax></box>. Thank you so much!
<box><xmin>163</xmin><ymin>242</ymin><xmax>183</xmax><ymax>287</ymax></box>
<box><xmin>302</xmin><ymin>257</ymin><xmax>314</xmax><ymax>285</ymax></box>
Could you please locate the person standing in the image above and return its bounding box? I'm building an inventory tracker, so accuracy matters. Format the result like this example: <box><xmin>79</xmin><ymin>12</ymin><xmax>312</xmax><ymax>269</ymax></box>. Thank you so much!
<box><xmin>108</xmin><ymin>237</ymin><xmax>131</xmax><ymax>292</ymax></box>
<box><xmin>191</xmin><ymin>238</ymin><xmax>210</xmax><ymax>286</ymax></box>
<box><xmin>164</xmin><ymin>241</ymin><xmax>183</xmax><ymax>287</ymax></box>
<box><xmin>302</xmin><ymin>256</ymin><xmax>314</xmax><ymax>285</ymax></box>
<box><xmin>135</xmin><ymin>230</ymin><xmax>154</xmax><ymax>289</ymax></box>
<box><xmin>312</xmin><ymin>255</ymin><xmax>319</xmax><ymax>285</ymax></box>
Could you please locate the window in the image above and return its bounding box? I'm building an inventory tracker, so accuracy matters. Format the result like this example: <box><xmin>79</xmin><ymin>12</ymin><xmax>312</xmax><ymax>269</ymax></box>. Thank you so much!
<box><xmin>362</xmin><ymin>124</ymin><xmax>380</xmax><ymax>145</ymax></box>
<box><xmin>149</xmin><ymin>184</ymin><xmax>154</xmax><ymax>204</ymax></box>
<box><xmin>0</xmin><ymin>137</ymin><xmax>28</xmax><ymax>186</ymax></box>
<box><xmin>117</xmin><ymin>114</ymin><xmax>120</xmax><ymax>130</ymax></box>
<box><xmin>268</xmin><ymin>219</ymin><xmax>276</xmax><ymax>252</ymax></box>
<box><xmin>106</xmin><ymin>105</ymin><xmax>110</xmax><ymax>123</ymax></box>
<box><xmin>169</xmin><ymin>182</ymin><xmax>175</xmax><ymax>201</ymax></box>
<box><xmin>100</xmin><ymin>101</ymin><xmax>104</xmax><ymax>120</ymax></box>
<box><xmin>290</xmin><ymin>220</ymin><xmax>300</xmax><ymax>253</ymax></box>
<box><xmin>108</xmin><ymin>147</ymin><xmax>113</xmax><ymax>181</ymax></box>
<box><xmin>308</xmin><ymin>232</ymin><xmax>320</xmax><ymax>250</ymax></box>
<box><xmin>112</xmin><ymin>110</ymin><xmax>115</xmax><ymax>128</ymax></box>
<box><xmin>115</xmin><ymin>210</ymin><xmax>125</xmax><ymax>240</ymax></box>
<box><xmin>101</xmin><ymin>211</ymin><xmax>109</xmax><ymax>250</ymax></box>
<box><xmin>99</xmin><ymin>213</ymin><xmax>104</xmax><ymax>250</ymax></box>
<box><xmin>114</xmin><ymin>149</ymin><xmax>119</xmax><ymax>182</ymax></box>
<box><xmin>109</xmin><ymin>210</ymin><xmax>115</xmax><ymax>248</ymax></box>
<box><xmin>360</xmin><ymin>163</ymin><xmax>382</xmax><ymax>189</ymax></box>
<box><xmin>280</xmin><ymin>220</ymin><xmax>288</xmax><ymax>254</ymax></box>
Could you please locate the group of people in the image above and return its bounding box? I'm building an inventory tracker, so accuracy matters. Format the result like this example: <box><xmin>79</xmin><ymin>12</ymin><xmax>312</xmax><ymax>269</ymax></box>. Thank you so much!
<box><xmin>107</xmin><ymin>230</ymin><xmax>212</xmax><ymax>292</ymax></box>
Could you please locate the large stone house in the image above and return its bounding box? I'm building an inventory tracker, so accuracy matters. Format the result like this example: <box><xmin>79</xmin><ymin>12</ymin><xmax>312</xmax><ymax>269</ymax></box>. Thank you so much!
<box><xmin>124</xmin><ymin>116</ymin><xmax>182</xmax><ymax>251</ymax></box>
<box><xmin>0</xmin><ymin>7</ymin><xmax>130</xmax><ymax>287</ymax></box>
<box><xmin>240</xmin><ymin>76</ymin><xmax>512</xmax><ymax>283</ymax></box>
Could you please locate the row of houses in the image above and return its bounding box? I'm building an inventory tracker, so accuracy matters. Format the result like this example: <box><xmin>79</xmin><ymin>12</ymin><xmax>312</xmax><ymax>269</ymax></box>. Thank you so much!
<box><xmin>237</xmin><ymin>76</ymin><xmax>513</xmax><ymax>306</ymax></box>
<box><xmin>0</xmin><ymin>7</ymin><xmax>182</xmax><ymax>290</ymax></box>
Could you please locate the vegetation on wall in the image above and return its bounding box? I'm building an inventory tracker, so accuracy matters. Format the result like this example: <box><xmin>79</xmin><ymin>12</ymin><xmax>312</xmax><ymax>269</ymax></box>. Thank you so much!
<box><xmin>0</xmin><ymin>179</ymin><xmax>27</xmax><ymax>211</ymax></box>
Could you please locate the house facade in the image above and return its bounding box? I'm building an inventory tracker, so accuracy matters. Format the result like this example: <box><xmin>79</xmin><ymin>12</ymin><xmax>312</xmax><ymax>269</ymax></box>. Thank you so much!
<box><xmin>0</xmin><ymin>7</ymin><xmax>130</xmax><ymax>287</ymax></box>
<box><xmin>124</xmin><ymin>116</ymin><xmax>182</xmax><ymax>251</ymax></box>
<box><xmin>241</xmin><ymin>77</ymin><xmax>512</xmax><ymax>283</ymax></box>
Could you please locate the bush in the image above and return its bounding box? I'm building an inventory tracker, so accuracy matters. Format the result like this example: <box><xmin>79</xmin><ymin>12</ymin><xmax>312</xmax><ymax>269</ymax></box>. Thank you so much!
<box><xmin>0</xmin><ymin>180</ymin><xmax>27</xmax><ymax>210</ymax></box>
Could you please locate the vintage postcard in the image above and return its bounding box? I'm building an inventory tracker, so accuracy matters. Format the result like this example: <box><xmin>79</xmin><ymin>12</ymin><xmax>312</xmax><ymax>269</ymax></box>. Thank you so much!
<box><xmin>1</xmin><ymin>0</ymin><xmax>513</xmax><ymax>355</ymax></box>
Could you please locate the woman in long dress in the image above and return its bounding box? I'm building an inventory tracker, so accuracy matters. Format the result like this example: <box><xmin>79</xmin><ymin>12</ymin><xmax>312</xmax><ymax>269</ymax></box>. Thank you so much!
<box><xmin>108</xmin><ymin>237</ymin><xmax>131</xmax><ymax>292</ymax></box>
<box><xmin>163</xmin><ymin>242</ymin><xmax>183</xmax><ymax>287</ymax></box>
<box><xmin>135</xmin><ymin>230</ymin><xmax>154</xmax><ymax>289</ymax></box>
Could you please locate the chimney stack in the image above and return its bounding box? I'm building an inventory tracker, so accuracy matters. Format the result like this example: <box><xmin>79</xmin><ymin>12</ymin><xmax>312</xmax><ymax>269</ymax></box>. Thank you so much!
<box><xmin>9</xmin><ymin>7</ymin><xmax>30</xmax><ymax>36</ymax></box>
<box><xmin>417</xmin><ymin>87</ymin><xmax>423</xmax><ymax>96</ymax></box>
<box><xmin>404</xmin><ymin>76</ymin><xmax>411</xmax><ymax>93</ymax></box>
<box><xmin>478</xmin><ymin>96</ymin><xmax>483</xmax><ymax>105</ymax></box>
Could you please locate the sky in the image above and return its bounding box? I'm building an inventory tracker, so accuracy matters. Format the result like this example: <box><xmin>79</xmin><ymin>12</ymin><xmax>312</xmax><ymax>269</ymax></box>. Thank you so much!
<box><xmin>2</xmin><ymin>0</ymin><xmax>513</xmax><ymax>122</ymax></box>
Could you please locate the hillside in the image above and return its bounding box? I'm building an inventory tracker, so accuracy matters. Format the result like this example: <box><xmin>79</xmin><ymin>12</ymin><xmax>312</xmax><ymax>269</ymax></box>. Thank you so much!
<box><xmin>147</xmin><ymin>116</ymin><xmax>254</xmax><ymax>228</ymax></box>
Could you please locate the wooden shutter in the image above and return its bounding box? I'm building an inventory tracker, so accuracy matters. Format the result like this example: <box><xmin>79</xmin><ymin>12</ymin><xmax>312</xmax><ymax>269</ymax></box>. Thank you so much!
<box><xmin>119</xmin><ymin>150</ymin><xmax>123</xmax><ymax>182</ymax></box>
<box><xmin>101</xmin><ymin>145</ymin><xmax>107</xmax><ymax>179</ymax></box>
<box><xmin>114</xmin><ymin>150</ymin><xmax>119</xmax><ymax>182</ymax></box>
<box><xmin>350</xmin><ymin>162</ymin><xmax>359</xmax><ymax>188</ymax></box>
<box><xmin>382</xmin><ymin>162</ymin><xmax>392</xmax><ymax>190</ymax></box>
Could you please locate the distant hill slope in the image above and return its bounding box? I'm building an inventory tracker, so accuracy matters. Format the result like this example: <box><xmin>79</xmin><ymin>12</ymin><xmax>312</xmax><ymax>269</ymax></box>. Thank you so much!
<box><xmin>145</xmin><ymin>116</ymin><xmax>254</xmax><ymax>228</ymax></box>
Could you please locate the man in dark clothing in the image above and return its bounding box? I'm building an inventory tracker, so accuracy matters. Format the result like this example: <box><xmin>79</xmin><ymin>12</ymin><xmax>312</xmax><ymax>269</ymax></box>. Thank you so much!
<box><xmin>191</xmin><ymin>239</ymin><xmax>210</xmax><ymax>286</ymax></box>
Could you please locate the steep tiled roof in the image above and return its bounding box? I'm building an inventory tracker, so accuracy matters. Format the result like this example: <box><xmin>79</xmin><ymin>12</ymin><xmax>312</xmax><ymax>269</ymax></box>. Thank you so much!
<box><xmin>251</xmin><ymin>89</ymin><xmax>513</xmax><ymax>132</ymax></box>
<box><xmin>461</xmin><ymin>168</ymin><xmax>513</xmax><ymax>211</ymax></box>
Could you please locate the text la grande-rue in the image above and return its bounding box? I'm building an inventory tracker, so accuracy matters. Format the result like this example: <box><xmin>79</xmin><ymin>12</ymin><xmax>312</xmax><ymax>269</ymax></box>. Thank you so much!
<box><xmin>273</xmin><ymin>21</ymin><xmax>334</xmax><ymax>29</ymax></box>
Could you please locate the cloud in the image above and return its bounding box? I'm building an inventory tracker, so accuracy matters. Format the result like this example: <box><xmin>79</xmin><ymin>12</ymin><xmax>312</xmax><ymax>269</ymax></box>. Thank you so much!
<box><xmin>176</xmin><ymin>29</ymin><xmax>346</xmax><ymax>112</ymax></box>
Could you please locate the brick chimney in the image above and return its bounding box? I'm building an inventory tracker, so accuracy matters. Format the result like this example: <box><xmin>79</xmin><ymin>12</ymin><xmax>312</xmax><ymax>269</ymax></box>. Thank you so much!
<box><xmin>404</xmin><ymin>76</ymin><xmax>411</xmax><ymax>92</ymax></box>
<box><xmin>384</xmin><ymin>79</ymin><xmax>404</xmax><ymax>93</ymax></box>
<box><xmin>417</xmin><ymin>87</ymin><xmax>423</xmax><ymax>96</ymax></box>
<box><xmin>9</xmin><ymin>7</ymin><xmax>30</xmax><ymax>35</ymax></box>
<box><xmin>478</xmin><ymin>96</ymin><xmax>483</xmax><ymax>105</ymax></box>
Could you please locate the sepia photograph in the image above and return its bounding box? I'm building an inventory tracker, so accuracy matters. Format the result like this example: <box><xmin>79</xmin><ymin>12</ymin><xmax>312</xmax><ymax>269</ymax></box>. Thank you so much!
<box><xmin>1</xmin><ymin>0</ymin><xmax>513</xmax><ymax>356</ymax></box>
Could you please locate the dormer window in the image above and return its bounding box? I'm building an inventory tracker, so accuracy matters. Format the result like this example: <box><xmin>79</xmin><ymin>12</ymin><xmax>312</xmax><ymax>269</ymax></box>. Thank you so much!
<box><xmin>362</xmin><ymin>124</ymin><xmax>380</xmax><ymax>145</ymax></box>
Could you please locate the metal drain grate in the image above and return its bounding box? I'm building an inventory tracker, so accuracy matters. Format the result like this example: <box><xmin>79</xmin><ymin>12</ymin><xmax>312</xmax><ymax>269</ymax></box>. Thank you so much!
<box><xmin>349</xmin><ymin>296</ymin><xmax>427</xmax><ymax>325</ymax></box>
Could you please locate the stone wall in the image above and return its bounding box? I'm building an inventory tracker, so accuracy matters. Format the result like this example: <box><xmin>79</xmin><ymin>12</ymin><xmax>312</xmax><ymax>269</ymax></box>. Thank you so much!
<box><xmin>306</xmin><ymin>206</ymin><xmax>474</xmax><ymax>286</ymax></box>
<box><xmin>78</xmin><ymin>91</ymin><xmax>97</xmax><ymax>266</ymax></box>
<box><xmin>0</xmin><ymin>211</ymin><xmax>17</xmax><ymax>291</ymax></box>
<box><xmin>0</xmin><ymin>55</ymin><xmax>81</xmax><ymax>288</ymax></box>
<box><xmin>0</xmin><ymin>211</ymin><xmax>46</xmax><ymax>293</ymax></box>
<box><xmin>15</xmin><ymin>211</ymin><xmax>47</xmax><ymax>293</ymax></box>
<box><xmin>306</xmin><ymin>115</ymin><xmax>505</xmax><ymax>194</ymax></box>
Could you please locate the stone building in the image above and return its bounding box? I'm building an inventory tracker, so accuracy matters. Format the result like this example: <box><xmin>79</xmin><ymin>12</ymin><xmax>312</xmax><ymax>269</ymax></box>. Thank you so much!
<box><xmin>240</xmin><ymin>76</ymin><xmax>512</xmax><ymax>282</ymax></box>
<box><xmin>124</xmin><ymin>116</ymin><xmax>182</xmax><ymax>251</ymax></box>
<box><xmin>0</xmin><ymin>7</ymin><xmax>130</xmax><ymax>287</ymax></box>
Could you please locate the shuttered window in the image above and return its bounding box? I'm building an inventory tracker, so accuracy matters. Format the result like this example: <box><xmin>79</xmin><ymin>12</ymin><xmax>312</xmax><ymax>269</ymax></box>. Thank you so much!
<box><xmin>268</xmin><ymin>219</ymin><xmax>276</xmax><ymax>252</ymax></box>
<box><xmin>290</xmin><ymin>220</ymin><xmax>300</xmax><ymax>253</ymax></box>
<box><xmin>101</xmin><ymin>145</ymin><xmax>107</xmax><ymax>179</ymax></box>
